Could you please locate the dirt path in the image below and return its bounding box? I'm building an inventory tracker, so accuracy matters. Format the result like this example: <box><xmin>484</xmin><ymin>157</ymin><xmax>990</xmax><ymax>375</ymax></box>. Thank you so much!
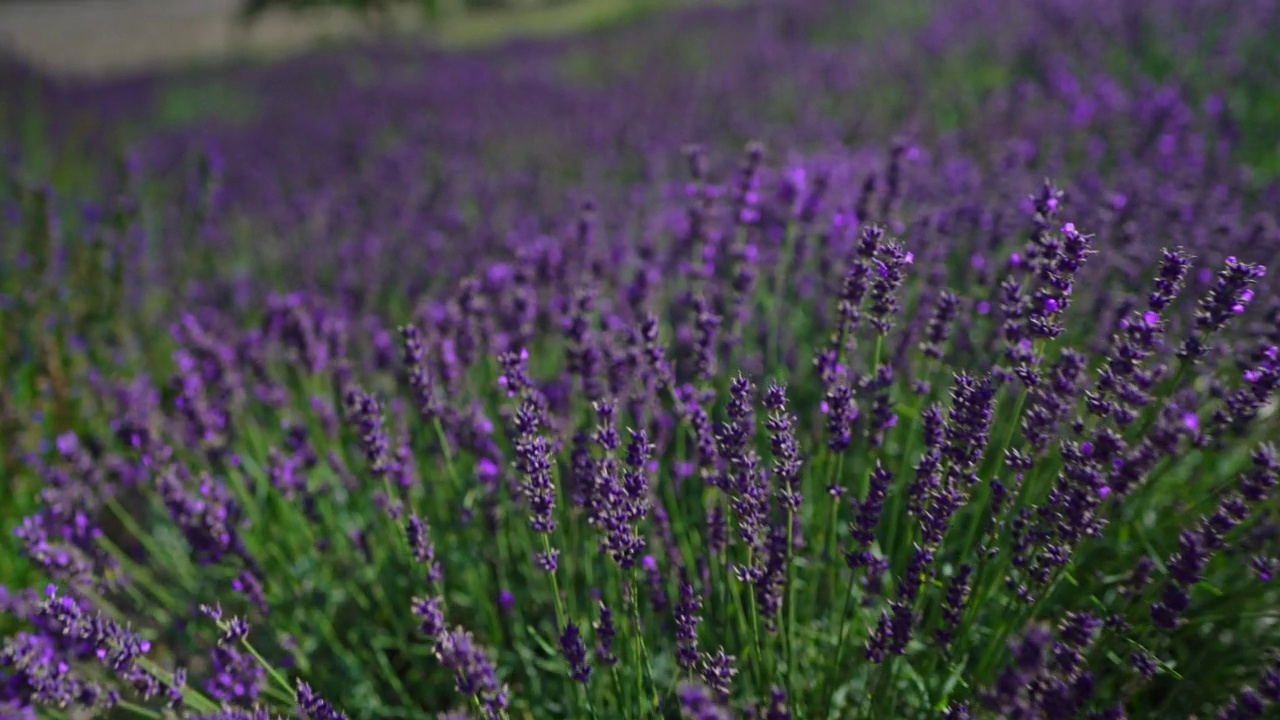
<box><xmin>0</xmin><ymin>0</ymin><xmax>730</xmax><ymax>79</ymax></box>
<box><xmin>0</xmin><ymin>0</ymin><xmax>414</xmax><ymax>78</ymax></box>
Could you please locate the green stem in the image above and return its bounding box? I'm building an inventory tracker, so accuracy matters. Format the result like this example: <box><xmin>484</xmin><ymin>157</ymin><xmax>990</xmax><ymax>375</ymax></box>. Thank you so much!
<box><xmin>885</xmin><ymin>359</ymin><xmax>938</xmax><ymax>573</ymax></box>
<box><xmin>543</xmin><ymin>534</ymin><xmax>602</xmax><ymax>718</ymax></box>
<box><xmin>820</xmin><ymin>568</ymin><xmax>860</xmax><ymax>720</ymax></box>
<box><xmin>784</xmin><ymin>505</ymin><xmax>799</xmax><ymax>716</ymax></box>
<box><xmin>628</xmin><ymin>575</ymin><xmax>659</xmax><ymax>717</ymax></box>
<box><xmin>745</xmin><ymin>549</ymin><xmax>767</xmax><ymax>692</ymax></box>
<box><xmin>611</xmin><ymin>665</ymin><xmax>628</xmax><ymax>718</ymax></box>
<box><xmin>116</xmin><ymin>700</ymin><xmax>162</xmax><ymax>720</ymax></box>
<box><xmin>821</xmin><ymin>453</ymin><xmax>845</xmax><ymax>608</ymax></box>
<box><xmin>241</xmin><ymin>637</ymin><xmax>296</xmax><ymax>701</ymax></box>
<box><xmin>769</xmin><ymin>224</ymin><xmax>801</xmax><ymax>367</ymax></box>
<box><xmin>135</xmin><ymin>656</ymin><xmax>221</xmax><ymax>715</ymax></box>
<box><xmin>104</xmin><ymin>494</ymin><xmax>198</xmax><ymax>590</ymax></box>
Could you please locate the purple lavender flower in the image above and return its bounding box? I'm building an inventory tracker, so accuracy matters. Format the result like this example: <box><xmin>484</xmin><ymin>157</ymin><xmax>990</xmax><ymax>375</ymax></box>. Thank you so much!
<box><xmin>677</xmin><ymin>681</ymin><xmax>732</xmax><ymax>720</ymax></box>
<box><xmin>343</xmin><ymin>387</ymin><xmax>394</xmax><ymax>477</ymax></box>
<box><xmin>1181</xmin><ymin>257</ymin><xmax>1267</xmax><ymax>361</ymax></box>
<box><xmin>206</xmin><ymin>644</ymin><xmax>265</xmax><ymax>704</ymax></box>
<box><xmin>719</xmin><ymin>374</ymin><xmax>769</xmax><ymax>573</ymax></box>
<box><xmin>564</xmin><ymin>284</ymin><xmax>605</xmax><ymax>403</ymax></box>
<box><xmin>156</xmin><ymin>466</ymin><xmax>245</xmax><ymax>568</ymax></box>
<box><xmin>399</xmin><ymin>323</ymin><xmax>441</xmax><ymax>422</ymax></box>
<box><xmin>761</xmin><ymin>687</ymin><xmax>791</xmax><ymax>720</ymax></box>
<box><xmin>407</xmin><ymin>514</ymin><xmax>443</xmax><ymax>585</ymax></box>
<box><xmin>675</xmin><ymin>572</ymin><xmax>703</xmax><ymax>672</ymax></box>
<box><xmin>37</xmin><ymin>586</ymin><xmax>165</xmax><ymax>700</ymax></box>
<box><xmin>763</xmin><ymin>381</ymin><xmax>803</xmax><ymax>513</ymax></box>
<box><xmin>921</xmin><ymin>291</ymin><xmax>961</xmax><ymax>360</ymax></box>
<box><xmin>639</xmin><ymin>313</ymin><xmax>674</xmax><ymax>391</ymax></box>
<box><xmin>691</xmin><ymin>293</ymin><xmax>721</xmax><ymax>383</ymax></box>
<box><xmin>296</xmin><ymin>680</ymin><xmax>348</xmax><ymax>720</ymax></box>
<box><xmin>501</xmin><ymin>349</ymin><xmax>559</xmax><ymax>571</ymax></box>
<box><xmin>411</xmin><ymin>596</ymin><xmax>446</xmax><ymax>641</ymax></box>
<box><xmin>845</xmin><ymin>461</ymin><xmax>891</xmax><ymax>569</ymax></box>
<box><xmin>558</xmin><ymin>622</ymin><xmax>591</xmax><ymax>684</ymax></box>
<box><xmin>698</xmin><ymin>648</ymin><xmax>737</xmax><ymax>701</ymax></box>
<box><xmin>434</xmin><ymin>627</ymin><xmax>508</xmax><ymax>720</ymax></box>
<box><xmin>593</xmin><ymin>601</ymin><xmax>617</xmax><ymax>667</ymax></box>
<box><xmin>867</xmin><ymin>235</ymin><xmax>912</xmax><ymax>335</ymax></box>
<box><xmin>0</xmin><ymin>631</ymin><xmax>116</xmax><ymax>712</ymax></box>
<box><xmin>935</xmin><ymin>564</ymin><xmax>973</xmax><ymax>646</ymax></box>
<box><xmin>1152</xmin><ymin>445</ymin><xmax>1278</xmax><ymax>629</ymax></box>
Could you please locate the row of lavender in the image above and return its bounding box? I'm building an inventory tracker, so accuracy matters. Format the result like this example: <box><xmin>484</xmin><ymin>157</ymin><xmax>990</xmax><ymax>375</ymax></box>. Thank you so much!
<box><xmin>3</xmin><ymin>0</ymin><xmax>1280</xmax><ymax>718</ymax></box>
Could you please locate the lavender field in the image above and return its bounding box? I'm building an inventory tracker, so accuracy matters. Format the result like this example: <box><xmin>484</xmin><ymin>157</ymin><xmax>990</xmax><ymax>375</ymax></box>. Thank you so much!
<box><xmin>3</xmin><ymin>0</ymin><xmax>1280</xmax><ymax>718</ymax></box>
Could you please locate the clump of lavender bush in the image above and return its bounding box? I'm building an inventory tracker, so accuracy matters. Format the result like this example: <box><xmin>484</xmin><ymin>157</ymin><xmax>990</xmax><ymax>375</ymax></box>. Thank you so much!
<box><xmin>4</xmin><ymin>0</ymin><xmax>1280</xmax><ymax>719</ymax></box>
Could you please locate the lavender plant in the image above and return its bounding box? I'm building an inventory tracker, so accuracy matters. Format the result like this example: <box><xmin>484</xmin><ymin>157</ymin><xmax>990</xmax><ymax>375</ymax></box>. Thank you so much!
<box><xmin>4</xmin><ymin>0</ymin><xmax>1280</xmax><ymax>719</ymax></box>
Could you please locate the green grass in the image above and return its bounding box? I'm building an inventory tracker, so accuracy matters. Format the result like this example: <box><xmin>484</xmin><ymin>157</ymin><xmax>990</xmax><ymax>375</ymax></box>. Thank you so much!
<box><xmin>809</xmin><ymin>0</ymin><xmax>935</xmax><ymax>47</ymax></box>
<box><xmin>428</xmin><ymin>0</ymin><xmax>736</xmax><ymax>50</ymax></box>
<box><xmin>154</xmin><ymin>80</ymin><xmax>259</xmax><ymax>129</ymax></box>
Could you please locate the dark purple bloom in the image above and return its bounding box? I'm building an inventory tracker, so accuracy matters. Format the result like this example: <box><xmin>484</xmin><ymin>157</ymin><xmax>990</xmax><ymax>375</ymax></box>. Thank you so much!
<box><xmin>593</xmin><ymin>601</ymin><xmax>617</xmax><ymax>667</ymax></box>
<box><xmin>677</xmin><ymin>681</ymin><xmax>732</xmax><ymax>720</ymax></box>
<box><xmin>434</xmin><ymin>627</ymin><xmax>508</xmax><ymax>720</ymax></box>
<box><xmin>1181</xmin><ymin>256</ymin><xmax>1267</xmax><ymax>361</ymax></box>
<box><xmin>206</xmin><ymin>644</ymin><xmax>265</xmax><ymax>704</ymax></box>
<box><xmin>407</xmin><ymin>514</ymin><xmax>443</xmax><ymax>585</ymax></box>
<box><xmin>343</xmin><ymin>387</ymin><xmax>394</xmax><ymax>478</ymax></box>
<box><xmin>411</xmin><ymin>596</ymin><xmax>446</xmax><ymax>641</ymax></box>
<box><xmin>763</xmin><ymin>381</ymin><xmax>803</xmax><ymax>513</ymax></box>
<box><xmin>564</xmin><ymin>284</ymin><xmax>605</xmax><ymax>403</ymax></box>
<box><xmin>399</xmin><ymin>323</ymin><xmax>442</xmax><ymax>422</ymax></box>
<box><xmin>936</xmin><ymin>564</ymin><xmax>973</xmax><ymax>646</ymax></box>
<box><xmin>296</xmin><ymin>680</ymin><xmax>348</xmax><ymax>720</ymax></box>
<box><xmin>921</xmin><ymin>291</ymin><xmax>961</xmax><ymax>360</ymax></box>
<box><xmin>867</xmin><ymin>234</ymin><xmax>912</xmax><ymax>335</ymax></box>
<box><xmin>558</xmin><ymin>622</ymin><xmax>591</xmax><ymax>684</ymax></box>
<box><xmin>675</xmin><ymin>572</ymin><xmax>702</xmax><ymax>672</ymax></box>
<box><xmin>845</xmin><ymin>461</ymin><xmax>891</xmax><ymax>569</ymax></box>
<box><xmin>697</xmin><ymin>648</ymin><xmax>737</xmax><ymax>701</ymax></box>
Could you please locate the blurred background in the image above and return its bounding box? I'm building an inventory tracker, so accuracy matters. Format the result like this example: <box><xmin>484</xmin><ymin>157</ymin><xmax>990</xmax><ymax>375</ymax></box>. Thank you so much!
<box><xmin>0</xmin><ymin>0</ymin><xmax>711</xmax><ymax>77</ymax></box>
